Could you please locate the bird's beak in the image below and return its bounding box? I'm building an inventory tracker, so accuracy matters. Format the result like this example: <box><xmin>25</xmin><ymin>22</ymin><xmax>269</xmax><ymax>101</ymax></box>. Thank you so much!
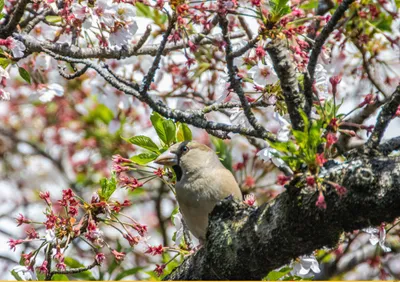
<box><xmin>154</xmin><ymin>150</ymin><xmax>178</xmax><ymax>166</ymax></box>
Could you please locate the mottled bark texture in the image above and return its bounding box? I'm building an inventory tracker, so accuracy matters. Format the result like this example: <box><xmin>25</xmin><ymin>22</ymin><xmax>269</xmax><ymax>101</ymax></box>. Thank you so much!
<box><xmin>165</xmin><ymin>156</ymin><xmax>400</xmax><ymax>280</ymax></box>
<box><xmin>266</xmin><ymin>39</ymin><xmax>305</xmax><ymax>131</ymax></box>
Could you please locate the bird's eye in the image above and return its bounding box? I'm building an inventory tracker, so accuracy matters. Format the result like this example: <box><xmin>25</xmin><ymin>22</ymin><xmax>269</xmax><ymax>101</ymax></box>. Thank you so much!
<box><xmin>181</xmin><ymin>146</ymin><xmax>189</xmax><ymax>153</ymax></box>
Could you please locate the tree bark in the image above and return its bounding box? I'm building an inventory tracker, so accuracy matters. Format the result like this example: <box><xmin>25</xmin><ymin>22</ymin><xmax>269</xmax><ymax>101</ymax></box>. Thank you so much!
<box><xmin>165</xmin><ymin>155</ymin><xmax>400</xmax><ymax>280</ymax></box>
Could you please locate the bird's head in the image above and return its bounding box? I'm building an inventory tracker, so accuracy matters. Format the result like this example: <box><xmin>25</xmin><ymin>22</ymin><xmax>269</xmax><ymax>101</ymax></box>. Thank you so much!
<box><xmin>154</xmin><ymin>141</ymin><xmax>221</xmax><ymax>181</ymax></box>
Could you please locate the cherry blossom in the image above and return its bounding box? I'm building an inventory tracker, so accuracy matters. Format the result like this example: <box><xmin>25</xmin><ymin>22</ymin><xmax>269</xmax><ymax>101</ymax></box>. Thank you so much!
<box><xmin>256</xmin><ymin>145</ymin><xmax>285</xmax><ymax>168</ymax></box>
<box><xmin>363</xmin><ymin>226</ymin><xmax>391</xmax><ymax>252</ymax></box>
<box><xmin>37</xmin><ymin>83</ymin><xmax>65</xmax><ymax>102</ymax></box>
<box><xmin>11</xmin><ymin>265</ymin><xmax>36</xmax><ymax>281</ymax></box>
<box><xmin>292</xmin><ymin>255</ymin><xmax>321</xmax><ymax>278</ymax></box>
<box><xmin>314</xmin><ymin>64</ymin><xmax>329</xmax><ymax>99</ymax></box>
<box><xmin>248</xmin><ymin>60</ymin><xmax>279</xmax><ymax>86</ymax></box>
<box><xmin>273</xmin><ymin>112</ymin><xmax>291</xmax><ymax>142</ymax></box>
<box><xmin>172</xmin><ymin>212</ymin><xmax>184</xmax><ymax>246</ymax></box>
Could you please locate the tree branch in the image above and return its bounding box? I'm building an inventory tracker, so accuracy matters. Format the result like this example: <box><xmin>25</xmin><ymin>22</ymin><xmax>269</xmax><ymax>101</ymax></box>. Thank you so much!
<box><xmin>266</xmin><ymin>39</ymin><xmax>305</xmax><ymax>130</ymax></box>
<box><xmin>50</xmin><ymin>260</ymin><xmax>99</xmax><ymax>275</ymax></box>
<box><xmin>17</xmin><ymin>29</ymin><xmax>245</xmax><ymax>59</ymax></box>
<box><xmin>0</xmin><ymin>0</ymin><xmax>31</xmax><ymax>38</ymax></box>
<box><xmin>377</xmin><ymin>136</ymin><xmax>400</xmax><ymax>156</ymax></box>
<box><xmin>366</xmin><ymin>85</ymin><xmax>400</xmax><ymax>151</ymax></box>
<box><xmin>219</xmin><ymin>15</ymin><xmax>269</xmax><ymax>136</ymax></box>
<box><xmin>165</xmin><ymin>155</ymin><xmax>400</xmax><ymax>279</ymax></box>
<box><xmin>16</xmin><ymin>35</ymin><xmax>277</xmax><ymax>141</ymax></box>
<box><xmin>307</xmin><ymin>0</ymin><xmax>355</xmax><ymax>79</ymax></box>
<box><xmin>305</xmin><ymin>0</ymin><xmax>355</xmax><ymax>107</ymax></box>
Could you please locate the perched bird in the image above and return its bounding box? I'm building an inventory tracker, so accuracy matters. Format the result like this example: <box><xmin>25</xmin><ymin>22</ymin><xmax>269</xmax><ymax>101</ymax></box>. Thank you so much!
<box><xmin>154</xmin><ymin>141</ymin><xmax>242</xmax><ymax>243</ymax></box>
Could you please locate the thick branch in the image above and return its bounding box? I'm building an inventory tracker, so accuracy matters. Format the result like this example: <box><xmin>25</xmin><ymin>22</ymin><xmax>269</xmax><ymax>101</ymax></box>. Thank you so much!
<box><xmin>0</xmin><ymin>0</ymin><xmax>30</xmax><ymax>38</ymax></box>
<box><xmin>366</xmin><ymin>85</ymin><xmax>400</xmax><ymax>150</ymax></box>
<box><xmin>266</xmin><ymin>39</ymin><xmax>305</xmax><ymax>130</ymax></box>
<box><xmin>18</xmin><ymin>30</ymin><xmax>245</xmax><ymax>59</ymax></box>
<box><xmin>165</xmin><ymin>156</ymin><xmax>400</xmax><ymax>280</ymax></box>
<box><xmin>378</xmin><ymin>136</ymin><xmax>400</xmax><ymax>156</ymax></box>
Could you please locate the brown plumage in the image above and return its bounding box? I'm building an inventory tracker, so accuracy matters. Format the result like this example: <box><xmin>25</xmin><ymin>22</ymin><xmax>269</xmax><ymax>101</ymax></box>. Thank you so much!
<box><xmin>154</xmin><ymin>141</ymin><xmax>242</xmax><ymax>242</ymax></box>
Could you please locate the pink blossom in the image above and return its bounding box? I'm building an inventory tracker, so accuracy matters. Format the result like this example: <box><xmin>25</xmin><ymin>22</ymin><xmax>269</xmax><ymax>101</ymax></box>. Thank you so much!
<box><xmin>95</xmin><ymin>253</ymin><xmax>106</xmax><ymax>264</ymax></box>
<box><xmin>154</xmin><ymin>264</ymin><xmax>166</xmax><ymax>276</ymax></box>
<box><xmin>244</xmin><ymin>194</ymin><xmax>256</xmax><ymax>206</ymax></box>
<box><xmin>315</xmin><ymin>191</ymin><xmax>327</xmax><ymax>209</ymax></box>
<box><xmin>145</xmin><ymin>244</ymin><xmax>164</xmax><ymax>256</ymax></box>
<box><xmin>112</xmin><ymin>250</ymin><xmax>126</xmax><ymax>262</ymax></box>
<box><xmin>37</xmin><ymin>261</ymin><xmax>48</xmax><ymax>274</ymax></box>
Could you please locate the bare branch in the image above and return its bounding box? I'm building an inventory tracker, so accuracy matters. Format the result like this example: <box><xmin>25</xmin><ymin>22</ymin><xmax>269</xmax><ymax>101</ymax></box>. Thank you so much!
<box><xmin>238</xmin><ymin>16</ymin><xmax>254</xmax><ymax>39</ymax></box>
<box><xmin>307</xmin><ymin>0</ymin><xmax>355</xmax><ymax>79</ymax></box>
<box><xmin>305</xmin><ymin>0</ymin><xmax>355</xmax><ymax>105</ymax></box>
<box><xmin>50</xmin><ymin>260</ymin><xmax>99</xmax><ymax>276</ymax></box>
<box><xmin>219</xmin><ymin>15</ymin><xmax>270</xmax><ymax>137</ymax></box>
<box><xmin>18</xmin><ymin>28</ymin><xmax>245</xmax><ymax>59</ymax></box>
<box><xmin>58</xmin><ymin>65</ymin><xmax>90</xmax><ymax>80</ymax></box>
<box><xmin>366</xmin><ymin>85</ymin><xmax>400</xmax><ymax>151</ymax></box>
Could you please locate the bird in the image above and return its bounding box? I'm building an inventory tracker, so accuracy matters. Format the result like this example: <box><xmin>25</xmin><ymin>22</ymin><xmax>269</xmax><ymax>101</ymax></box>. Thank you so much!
<box><xmin>154</xmin><ymin>141</ymin><xmax>242</xmax><ymax>243</ymax></box>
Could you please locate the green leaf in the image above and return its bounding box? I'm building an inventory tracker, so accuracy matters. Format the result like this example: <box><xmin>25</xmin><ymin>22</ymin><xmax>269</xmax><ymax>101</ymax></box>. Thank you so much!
<box><xmin>130</xmin><ymin>152</ymin><xmax>159</xmax><ymax>165</ymax></box>
<box><xmin>170</xmin><ymin>206</ymin><xmax>179</xmax><ymax>219</ymax></box>
<box><xmin>0</xmin><ymin>0</ymin><xmax>4</xmax><ymax>13</ymax></box>
<box><xmin>126</xmin><ymin>135</ymin><xmax>160</xmax><ymax>153</ymax></box>
<box><xmin>211</xmin><ymin>137</ymin><xmax>232</xmax><ymax>171</ymax></box>
<box><xmin>299</xmin><ymin>0</ymin><xmax>318</xmax><ymax>10</ymax></box>
<box><xmin>115</xmin><ymin>267</ymin><xmax>143</xmax><ymax>280</ymax></box>
<box><xmin>177</xmin><ymin>123</ymin><xmax>192</xmax><ymax>142</ymax></box>
<box><xmin>64</xmin><ymin>257</ymin><xmax>96</xmax><ymax>280</ymax></box>
<box><xmin>135</xmin><ymin>2</ymin><xmax>152</xmax><ymax>17</ymax></box>
<box><xmin>99</xmin><ymin>174</ymin><xmax>117</xmax><ymax>201</ymax></box>
<box><xmin>18</xmin><ymin>67</ymin><xmax>31</xmax><ymax>84</ymax></box>
<box><xmin>162</xmin><ymin>119</ymin><xmax>176</xmax><ymax>146</ymax></box>
<box><xmin>11</xmin><ymin>270</ymin><xmax>23</xmax><ymax>281</ymax></box>
<box><xmin>270</xmin><ymin>141</ymin><xmax>297</xmax><ymax>154</ymax></box>
<box><xmin>0</xmin><ymin>58</ymin><xmax>11</xmax><ymax>69</ymax></box>
<box><xmin>150</xmin><ymin>112</ymin><xmax>168</xmax><ymax>144</ymax></box>
<box><xmin>85</xmin><ymin>104</ymin><xmax>114</xmax><ymax>125</ymax></box>
<box><xmin>52</xmin><ymin>274</ymin><xmax>69</xmax><ymax>281</ymax></box>
<box><xmin>45</xmin><ymin>15</ymin><xmax>62</xmax><ymax>23</ymax></box>
<box><xmin>270</xmin><ymin>0</ymin><xmax>291</xmax><ymax>20</ymax></box>
<box><xmin>264</xmin><ymin>266</ymin><xmax>292</xmax><ymax>281</ymax></box>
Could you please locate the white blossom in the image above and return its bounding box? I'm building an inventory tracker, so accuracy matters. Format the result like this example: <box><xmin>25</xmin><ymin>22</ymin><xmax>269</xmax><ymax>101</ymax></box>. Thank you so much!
<box><xmin>109</xmin><ymin>25</ymin><xmax>137</xmax><ymax>46</ymax></box>
<box><xmin>314</xmin><ymin>64</ymin><xmax>329</xmax><ymax>99</ymax></box>
<box><xmin>256</xmin><ymin>145</ymin><xmax>285</xmax><ymax>167</ymax></box>
<box><xmin>116</xmin><ymin>3</ymin><xmax>136</xmax><ymax>21</ymax></box>
<box><xmin>71</xmin><ymin>3</ymin><xmax>90</xmax><ymax>21</ymax></box>
<box><xmin>230</xmin><ymin>109</ymin><xmax>252</xmax><ymax>128</ymax></box>
<box><xmin>292</xmin><ymin>255</ymin><xmax>321</xmax><ymax>278</ymax></box>
<box><xmin>38</xmin><ymin>83</ymin><xmax>64</xmax><ymax>102</ymax></box>
<box><xmin>44</xmin><ymin>229</ymin><xmax>56</xmax><ymax>243</ymax></box>
<box><xmin>0</xmin><ymin>89</ymin><xmax>10</xmax><ymax>101</ymax></box>
<box><xmin>34</xmin><ymin>54</ymin><xmax>51</xmax><ymax>71</ymax></box>
<box><xmin>273</xmin><ymin>112</ymin><xmax>291</xmax><ymax>142</ymax></box>
<box><xmin>248</xmin><ymin>60</ymin><xmax>279</xmax><ymax>86</ymax></box>
<box><xmin>12</xmin><ymin>265</ymin><xmax>37</xmax><ymax>281</ymax></box>
<box><xmin>93</xmin><ymin>0</ymin><xmax>117</xmax><ymax>27</ymax></box>
<box><xmin>363</xmin><ymin>226</ymin><xmax>391</xmax><ymax>252</ymax></box>
<box><xmin>10</xmin><ymin>38</ymin><xmax>26</xmax><ymax>58</ymax></box>
<box><xmin>0</xmin><ymin>66</ymin><xmax>9</xmax><ymax>79</ymax></box>
<box><xmin>172</xmin><ymin>212</ymin><xmax>184</xmax><ymax>246</ymax></box>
